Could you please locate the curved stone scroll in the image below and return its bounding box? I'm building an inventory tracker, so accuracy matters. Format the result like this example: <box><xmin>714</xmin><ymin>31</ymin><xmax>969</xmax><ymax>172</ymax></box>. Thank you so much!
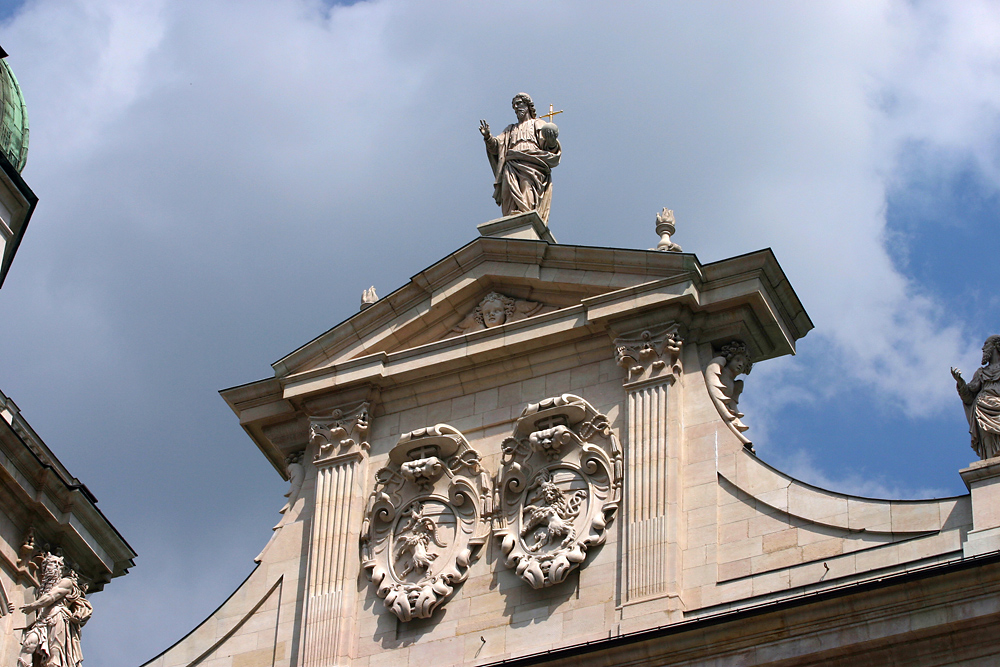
<box><xmin>496</xmin><ymin>394</ymin><xmax>622</xmax><ymax>589</ymax></box>
<box><xmin>362</xmin><ymin>425</ymin><xmax>492</xmax><ymax>622</ymax></box>
<box><xmin>706</xmin><ymin>340</ymin><xmax>753</xmax><ymax>446</ymax></box>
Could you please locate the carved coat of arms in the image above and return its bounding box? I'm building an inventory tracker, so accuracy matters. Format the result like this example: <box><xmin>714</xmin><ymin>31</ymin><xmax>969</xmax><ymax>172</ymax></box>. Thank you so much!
<box><xmin>361</xmin><ymin>425</ymin><xmax>492</xmax><ymax>621</ymax></box>
<box><xmin>496</xmin><ymin>394</ymin><xmax>622</xmax><ymax>589</ymax></box>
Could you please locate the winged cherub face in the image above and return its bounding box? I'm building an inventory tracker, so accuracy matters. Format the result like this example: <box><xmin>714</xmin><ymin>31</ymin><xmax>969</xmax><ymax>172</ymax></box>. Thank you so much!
<box><xmin>481</xmin><ymin>298</ymin><xmax>506</xmax><ymax>328</ymax></box>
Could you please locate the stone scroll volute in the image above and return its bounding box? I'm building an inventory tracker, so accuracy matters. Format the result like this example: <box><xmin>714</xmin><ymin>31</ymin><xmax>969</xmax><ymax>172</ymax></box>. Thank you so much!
<box><xmin>496</xmin><ymin>394</ymin><xmax>623</xmax><ymax>589</ymax></box>
<box><xmin>362</xmin><ymin>425</ymin><xmax>492</xmax><ymax>622</ymax></box>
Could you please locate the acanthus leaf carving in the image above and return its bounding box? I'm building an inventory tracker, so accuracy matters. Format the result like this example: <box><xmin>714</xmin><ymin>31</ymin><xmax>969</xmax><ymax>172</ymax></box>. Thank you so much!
<box><xmin>706</xmin><ymin>340</ymin><xmax>754</xmax><ymax>447</ymax></box>
<box><xmin>256</xmin><ymin>450</ymin><xmax>308</xmax><ymax>563</ymax></box>
<box><xmin>277</xmin><ymin>451</ymin><xmax>305</xmax><ymax>522</ymax></box>
<box><xmin>361</xmin><ymin>424</ymin><xmax>492</xmax><ymax>622</ymax></box>
<box><xmin>309</xmin><ymin>401</ymin><xmax>370</xmax><ymax>463</ymax></box>
<box><xmin>496</xmin><ymin>394</ymin><xmax>622</xmax><ymax>589</ymax></box>
<box><xmin>613</xmin><ymin>322</ymin><xmax>683</xmax><ymax>386</ymax></box>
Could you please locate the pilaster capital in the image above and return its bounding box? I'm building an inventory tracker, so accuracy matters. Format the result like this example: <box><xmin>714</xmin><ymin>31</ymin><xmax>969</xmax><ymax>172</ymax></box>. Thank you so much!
<box><xmin>612</xmin><ymin>322</ymin><xmax>683</xmax><ymax>389</ymax></box>
<box><xmin>308</xmin><ymin>401</ymin><xmax>371</xmax><ymax>466</ymax></box>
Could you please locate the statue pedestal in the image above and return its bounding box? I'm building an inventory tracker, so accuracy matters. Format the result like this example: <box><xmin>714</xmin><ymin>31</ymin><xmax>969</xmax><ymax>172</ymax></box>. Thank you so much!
<box><xmin>477</xmin><ymin>211</ymin><xmax>557</xmax><ymax>243</ymax></box>
<box><xmin>961</xmin><ymin>457</ymin><xmax>1000</xmax><ymax>557</ymax></box>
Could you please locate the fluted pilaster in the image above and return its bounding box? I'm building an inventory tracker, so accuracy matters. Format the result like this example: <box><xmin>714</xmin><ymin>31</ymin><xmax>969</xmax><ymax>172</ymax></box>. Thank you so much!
<box><xmin>300</xmin><ymin>402</ymin><xmax>370</xmax><ymax>667</ymax></box>
<box><xmin>613</xmin><ymin>324</ymin><xmax>684</xmax><ymax>604</ymax></box>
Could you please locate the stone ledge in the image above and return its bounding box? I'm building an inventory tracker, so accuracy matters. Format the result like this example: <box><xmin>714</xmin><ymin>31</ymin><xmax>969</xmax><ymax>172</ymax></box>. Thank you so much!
<box><xmin>477</xmin><ymin>211</ymin><xmax>557</xmax><ymax>243</ymax></box>
<box><xmin>964</xmin><ymin>526</ymin><xmax>1000</xmax><ymax>557</ymax></box>
<box><xmin>960</xmin><ymin>456</ymin><xmax>1000</xmax><ymax>487</ymax></box>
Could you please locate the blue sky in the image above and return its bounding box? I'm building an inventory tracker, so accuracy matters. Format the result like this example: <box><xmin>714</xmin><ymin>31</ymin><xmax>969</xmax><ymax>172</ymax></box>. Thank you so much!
<box><xmin>0</xmin><ymin>1</ymin><xmax>997</xmax><ymax>665</ymax></box>
<box><xmin>0</xmin><ymin>1</ymin><xmax>20</xmax><ymax>22</ymax></box>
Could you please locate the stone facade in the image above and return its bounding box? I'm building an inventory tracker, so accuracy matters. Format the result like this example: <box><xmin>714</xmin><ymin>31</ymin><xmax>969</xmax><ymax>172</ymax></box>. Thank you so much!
<box><xmin>0</xmin><ymin>387</ymin><xmax>136</xmax><ymax>665</ymax></box>
<box><xmin>143</xmin><ymin>214</ymin><xmax>999</xmax><ymax>666</ymax></box>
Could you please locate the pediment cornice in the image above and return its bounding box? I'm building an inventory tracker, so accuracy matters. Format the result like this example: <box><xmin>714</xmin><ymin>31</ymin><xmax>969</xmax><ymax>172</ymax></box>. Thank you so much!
<box><xmin>222</xmin><ymin>238</ymin><xmax>812</xmax><ymax>473</ymax></box>
<box><xmin>271</xmin><ymin>238</ymin><xmax>711</xmax><ymax>378</ymax></box>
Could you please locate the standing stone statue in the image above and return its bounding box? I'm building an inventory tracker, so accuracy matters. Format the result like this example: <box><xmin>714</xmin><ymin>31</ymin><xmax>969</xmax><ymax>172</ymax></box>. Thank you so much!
<box><xmin>17</xmin><ymin>551</ymin><xmax>92</xmax><ymax>667</ymax></box>
<box><xmin>953</xmin><ymin>335</ymin><xmax>1000</xmax><ymax>460</ymax></box>
<box><xmin>480</xmin><ymin>92</ymin><xmax>561</xmax><ymax>223</ymax></box>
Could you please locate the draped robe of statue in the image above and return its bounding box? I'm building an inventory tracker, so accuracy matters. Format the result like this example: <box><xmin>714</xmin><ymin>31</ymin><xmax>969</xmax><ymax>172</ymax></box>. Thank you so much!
<box><xmin>958</xmin><ymin>363</ymin><xmax>1000</xmax><ymax>460</ymax></box>
<box><xmin>485</xmin><ymin>117</ymin><xmax>561</xmax><ymax>223</ymax></box>
<box><xmin>19</xmin><ymin>577</ymin><xmax>92</xmax><ymax>667</ymax></box>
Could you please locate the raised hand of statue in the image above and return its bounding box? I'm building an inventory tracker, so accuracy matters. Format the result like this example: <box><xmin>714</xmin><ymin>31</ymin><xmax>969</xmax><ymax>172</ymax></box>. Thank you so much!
<box><xmin>479</xmin><ymin>119</ymin><xmax>490</xmax><ymax>139</ymax></box>
<box><xmin>951</xmin><ymin>367</ymin><xmax>965</xmax><ymax>385</ymax></box>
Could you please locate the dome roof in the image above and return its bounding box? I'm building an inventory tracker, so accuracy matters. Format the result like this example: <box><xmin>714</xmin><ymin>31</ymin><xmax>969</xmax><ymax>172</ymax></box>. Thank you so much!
<box><xmin>0</xmin><ymin>57</ymin><xmax>28</xmax><ymax>172</ymax></box>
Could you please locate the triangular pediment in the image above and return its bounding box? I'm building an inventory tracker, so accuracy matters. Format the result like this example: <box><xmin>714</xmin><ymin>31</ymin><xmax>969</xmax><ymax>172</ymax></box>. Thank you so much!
<box><xmin>223</xmin><ymin>234</ymin><xmax>811</xmax><ymax>473</ymax></box>
<box><xmin>271</xmin><ymin>237</ymin><xmax>698</xmax><ymax>379</ymax></box>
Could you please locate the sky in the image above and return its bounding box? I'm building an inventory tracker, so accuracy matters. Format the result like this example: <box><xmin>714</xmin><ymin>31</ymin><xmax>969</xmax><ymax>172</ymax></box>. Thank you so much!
<box><xmin>0</xmin><ymin>0</ymin><xmax>997</xmax><ymax>664</ymax></box>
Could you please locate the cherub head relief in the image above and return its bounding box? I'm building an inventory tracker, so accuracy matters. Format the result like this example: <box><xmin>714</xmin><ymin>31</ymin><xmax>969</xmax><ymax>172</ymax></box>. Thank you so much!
<box><xmin>721</xmin><ymin>340</ymin><xmax>753</xmax><ymax>376</ymax></box>
<box><xmin>474</xmin><ymin>292</ymin><xmax>516</xmax><ymax>328</ymax></box>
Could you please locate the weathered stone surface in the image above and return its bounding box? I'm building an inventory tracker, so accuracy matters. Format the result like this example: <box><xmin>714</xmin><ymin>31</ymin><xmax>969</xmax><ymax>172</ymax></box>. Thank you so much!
<box><xmin>0</xmin><ymin>387</ymin><xmax>134</xmax><ymax>666</ymax></box>
<box><xmin>362</xmin><ymin>424</ymin><xmax>491</xmax><ymax>621</ymax></box>
<box><xmin>146</xmin><ymin>228</ymin><xmax>1000</xmax><ymax>666</ymax></box>
<box><xmin>706</xmin><ymin>340</ymin><xmax>753</xmax><ymax>447</ymax></box>
<box><xmin>494</xmin><ymin>394</ymin><xmax>621</xmax><ymax>590</ymax></box>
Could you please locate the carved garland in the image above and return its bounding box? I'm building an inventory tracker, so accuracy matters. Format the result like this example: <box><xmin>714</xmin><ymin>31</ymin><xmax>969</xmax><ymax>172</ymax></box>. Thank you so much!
<box><xmin>362</xmin><ymin>425</ymin><xmax>492</xmax><ymax>621</ymax></box>
<box><xmin>496</xmin><ymin>394</ymin><xmax>622</xmax><ymax>589</ymax></box>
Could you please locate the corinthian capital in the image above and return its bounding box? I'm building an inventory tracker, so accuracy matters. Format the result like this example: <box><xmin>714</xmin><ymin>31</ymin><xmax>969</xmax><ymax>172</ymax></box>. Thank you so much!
<box><xmin>309</xmin><ymin>401</ymin><xmax>371</xmax><ymax>464</ymax></box>
<box><xmin>613</xmin><ymin>322</ymin><xmax>683</xmax><ymax>387</ymax></box>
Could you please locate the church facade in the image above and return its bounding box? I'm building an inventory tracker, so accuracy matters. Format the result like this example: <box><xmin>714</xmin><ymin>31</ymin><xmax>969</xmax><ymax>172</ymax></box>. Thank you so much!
<box><xmin>141</xmin><ymin>209</ymin><xmax>1000</xmax><ymax>666</ymax></box>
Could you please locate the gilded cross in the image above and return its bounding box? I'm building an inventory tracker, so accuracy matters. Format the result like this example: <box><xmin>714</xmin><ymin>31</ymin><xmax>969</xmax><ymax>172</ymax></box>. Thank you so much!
<box><xmin>540</xmin><ymin>103</ymin><xmax>563</xmax><ymax>123</ymax></box>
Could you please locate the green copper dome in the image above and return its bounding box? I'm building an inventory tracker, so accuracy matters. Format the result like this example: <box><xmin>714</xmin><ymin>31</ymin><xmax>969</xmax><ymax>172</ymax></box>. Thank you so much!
<box><xmin>0</xmin><ymin>57</ymin><xmax>28</xmax><ymax>172</ymax></box>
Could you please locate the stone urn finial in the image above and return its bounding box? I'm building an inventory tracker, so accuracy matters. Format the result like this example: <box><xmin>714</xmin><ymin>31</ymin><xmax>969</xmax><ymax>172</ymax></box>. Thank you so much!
<box><xmin>652</xmin><ymin>207</ymin><xmax>682</xmax><ymax>252</ymax></box>
<box><xmin>360</xmin><ymin>286</ymin><xmax>378</xmax><ymax>310</ymax></box>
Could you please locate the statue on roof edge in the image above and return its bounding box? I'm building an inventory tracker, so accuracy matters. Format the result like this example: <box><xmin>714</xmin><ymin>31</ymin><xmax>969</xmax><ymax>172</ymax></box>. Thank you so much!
<box><xmin>480</xmin><ymin>92</ymin><xmax>561</xmax><ymax>223</ymax></box>
<box><xmin>953</xmin><ymin>335</ymin><xmax>1000</xmax><ymax>460</ymax></box>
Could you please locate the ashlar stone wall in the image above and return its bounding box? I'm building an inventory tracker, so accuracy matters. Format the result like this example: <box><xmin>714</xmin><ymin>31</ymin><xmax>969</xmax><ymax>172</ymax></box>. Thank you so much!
<box><xmin>144</xmin><ymin>321</ymin><xmax>980</xmax><ymax>666</ymax></box>
<box><xmin>143</xmin><ymin>238</ymin><xmax>991</xmax><ymax>666</ymax></box>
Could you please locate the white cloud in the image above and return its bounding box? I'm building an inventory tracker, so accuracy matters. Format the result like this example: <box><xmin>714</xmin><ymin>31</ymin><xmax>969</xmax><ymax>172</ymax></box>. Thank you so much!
<box><xmin>770</xmin><ymin>448</ymin><xmax>952</xmax><ymax>500</ymax></box>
